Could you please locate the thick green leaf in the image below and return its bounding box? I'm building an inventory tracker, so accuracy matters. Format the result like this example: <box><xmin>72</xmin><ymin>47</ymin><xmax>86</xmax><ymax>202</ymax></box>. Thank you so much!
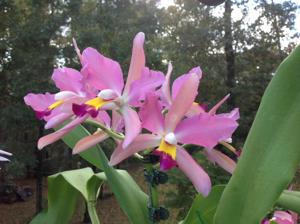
<box><xmin>215</xmin><ymin>45</ymin><xmax>300</xmax><ymax>223</ymax></box>
<box><xmin>31</xmin><ymin>168</ymin><xmax>104</xmax><ymax>224</ymax></box>
<box><xmin>61</xmin><ymin>124</ymin><xmax>150</xmax><ymax>224</ymax></box>
<box><xmin>182</xmin><ymin>185</ymin><xmax>225</xmax><ymax>224</ymax></box>
<box><xmin>277</xmin><ymin>190</ymin><xmax>300</xmax><ymax>214</ymax></box>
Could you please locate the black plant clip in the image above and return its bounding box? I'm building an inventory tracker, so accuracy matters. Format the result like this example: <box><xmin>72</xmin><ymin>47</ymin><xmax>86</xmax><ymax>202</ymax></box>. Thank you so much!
<box><xmin>148</xmin><ymin>205</ymin><xmax>170</xmax><ymax>223</ymax></box>
<box><xmin>144</xmin><ymin>168</ymin><xmax>168</xmax><ymax>187</ymax></box>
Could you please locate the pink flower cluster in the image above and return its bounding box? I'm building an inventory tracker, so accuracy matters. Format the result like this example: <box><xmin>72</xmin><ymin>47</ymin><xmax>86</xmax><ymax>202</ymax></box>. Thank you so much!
<box><xmin>262</xmin><ymin>211</ymin><xmax>297</xmax><ymax>224</ymax></box>
<box><xmin>24</xmin><ymin>32</ymin><xmax>239</xmax><ymax>196</ymax></box>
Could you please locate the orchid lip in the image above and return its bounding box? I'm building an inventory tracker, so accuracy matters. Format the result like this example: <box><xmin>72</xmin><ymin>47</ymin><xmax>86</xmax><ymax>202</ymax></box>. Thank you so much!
<box><xmin>158</xmin><ymin>138</ymin><xmax>177</xmax><ymax>160</ymax></box>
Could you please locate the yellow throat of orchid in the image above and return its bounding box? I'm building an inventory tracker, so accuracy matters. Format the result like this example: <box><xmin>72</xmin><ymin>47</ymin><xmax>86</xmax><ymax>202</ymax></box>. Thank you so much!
<box><xmin>48</xmin><ymin>100</ymin><xmax>64</xmax><ymax>110</ymax></box>
<box><xmin>85</xmin><ymin>97</ymin><xmax>109</xmax><ymax>110</ymax></box>
<box><xmin>85</xmin><ymin>89</ymin><xmax>117</xmax><ymax>110</ymax></box>
<box><xmin>157</xmin><ymin>133</ymin><xmax>177</xmax><ymax>160</ymax></box>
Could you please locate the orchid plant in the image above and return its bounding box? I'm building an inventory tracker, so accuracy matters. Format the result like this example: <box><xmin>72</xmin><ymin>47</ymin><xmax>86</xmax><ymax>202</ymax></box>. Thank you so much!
<box><xmin>23</xmin><ymin>33</ymin><xmax>300</xmax><ymax>224</ymax></box>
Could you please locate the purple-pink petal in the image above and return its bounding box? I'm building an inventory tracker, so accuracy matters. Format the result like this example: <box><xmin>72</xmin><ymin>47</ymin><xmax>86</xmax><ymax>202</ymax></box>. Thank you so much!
<box><xmin>111</xmin><ymin>111</ymin><xmax>124</xmax><ymax>132</ymax></box>
<box><xmin>139</xmin><ymin>93</ymin><xmax>164</xmax><ymax>135</ymax></box>
<box><xmin>176</xmin><ymin>147</ymin><xmax>211</xmax><ymax>196</ymax></box>
<box><xmin>38</xmin><ymin>115</ymin><xmax>89</xmax><ymax>149</ymax></box>
<box><xmin>160</xmin><ymin>63</ymin><xmax>173</xmax><ymax>106</ymax></box>
<box><xmin>123</xmin><ymin>32</ymin><xmax>145</xmax><ymax>94</ymax></box>
<box><xmin>121</xmin><ymin>106</ymin><xmax>142</xmax><ymax>148</ymax></box>
<box><xmin>128</xmin><ymin>67</ymin><xmax>165</xmax><ymax>107</ymax></box>
<box><xmin>218</xmin><ymin>108</ymin><xmax>240</xmax><ymax>121</ymax></box>
<box><xmin>45</xmin><ymin>113</ymin><xmax>72</xmax><ymax>129</ymax></box>
<box><xmin>165</xmin><ymin>73</ymin><xmax>199</xmax><ymax>132</ymax></box>
<box><xmin>51</xmin><ymin>67</ymin><xmax>83</xmax><ymax>93</ymax></box>
<box><xmin>175</xmin><ymin>113</ymin><xmax>238</xmax><ymax>149</ymax></box>
<box><xmin>172</xmin><ymin>66</ymin><xmax>202</xmax><ymax>100</ymax></box>
<box><xmin>82</xmin><ymin>47</ymin><xmax>124</xmax><ymax>94</ymax></box>
<box><xmin>24</xmin><ymin>93</ymin><xmax>55</xmax><ymax>112</ymax></box>
<box><xmin>208</xmin><ymin>94</ymin><xmax>230</xmax><ymax>115</ymax></box>
<box><xmin>203</xmin><ymin>148</ymin><xmax>236</xmax><ymax>174</ymax></box>
<box><xmin>109</xmin><ymin>134</ymin><xmax>161</xmax><ymax>166</ymax></box>
<box><xmin>73</xmin><ymin>131</ymin><xmax>108</xmax><ymax>154</ymax></box>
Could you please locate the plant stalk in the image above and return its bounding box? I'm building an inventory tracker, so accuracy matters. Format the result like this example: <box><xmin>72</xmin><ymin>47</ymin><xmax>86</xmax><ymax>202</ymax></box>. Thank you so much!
<box><xmin>87</xmin><ymin>201</ymin><xmax>100</xmax><ymax>224</ymax></box>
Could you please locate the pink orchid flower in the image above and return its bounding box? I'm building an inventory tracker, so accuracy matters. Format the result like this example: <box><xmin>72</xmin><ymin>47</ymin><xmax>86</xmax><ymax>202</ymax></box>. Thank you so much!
<box><xmin>262</xmin><ymin>211</ymin><xmax>297</xmax><ymax>224</ymax></box>
<box><xmin>72</xmin><ymin>32</ymin><xmax>164</xmax><ymax>148</ymax></box>
<box><xmin>109</xmin><ymin>73</ymin><xmax>238</xmax><ymax>196</ymax></box>
<box><xmin>0</xmin><ymin>149</ymin><xmax>12</xmax><ymax>162</ymax></box>
<box><xmin>160</xmin><ymin>63</ymin><xmax>240</xmax><ymax>166</ymax></box>
<box><xmin>24</xmin><ymin>66</ymin><xmax>101</xmax><ymax>149</ymax></box>
<box><xmin>161</xmin><ymin>63</ymin><xmax>239</xmax><ymax>119</ymax></box>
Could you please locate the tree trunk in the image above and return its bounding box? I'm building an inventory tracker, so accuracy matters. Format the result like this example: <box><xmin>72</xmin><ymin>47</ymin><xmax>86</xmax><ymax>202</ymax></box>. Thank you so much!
<box><xmin>224</xmin><ymin>0</ymin><xmax>235</xmax><ymax>108</ymax></box>
<box><xmin>35</xmin><ymin>124</ymin><xmax>44</xmax><ymax>214</ymax></box>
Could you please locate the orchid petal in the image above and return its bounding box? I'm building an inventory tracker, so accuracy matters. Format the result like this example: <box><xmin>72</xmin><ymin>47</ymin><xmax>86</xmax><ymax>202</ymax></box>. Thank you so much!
<box><xmin>175</xmin><ymin>113</ymin><xmax>238</xmax><ymax>149</ymax></box>
<box><xmin>123</xmin><ymin>32</ymin><xmax>145</xmax><ymax>94</ymax></box>
<box><xmin>139</xmin><ymin>93</ymin><xmax>164</xmax><ymax>135</ymax></box>
<box><xmin>72</xmin><ymin>38</ymin><xmax>82</xmax><ymax>62</ymax></box>
<box><xmin>112</xmin><ymin>111</ymin><xmax>124</xmax><ymax>132</ymax></box>
<box><xmin>121</xmin><ymin>106</ymin><xmax>142</xmax><ymax>148</ymax></box>
<box><xmin>209</xmin><ymin>94</ymin><xmax>230</xmax><ymax>115</ymax></box>
<box><xmin>272</xmin><ymin>211</ymin><xmax>295</xmax><ymax>224</ymax></box>
<box><xmin>203</xmin><ymin>148</ymin><xmax>236</xmax><ymax>174</ymax></box>
<box><xmin>73</xmin><ymin>131</ymin><xmax>108</xmax><ymax>154</ymax></box>
<box><xmin>94</xmin><ymin>111</ymin><xmax>111</xmax><ymax>128</ymax></box>
<box><xmin>128</xmin><ymin>67</ymin><xmax>164</xmax><ymax>107</ymax></box>
<box><xmin>109</xmin><ymin>134</ymin><xmax>161</xmax><ymax>166</ymax></box>
<box><xmin>24</xmin><ymin>93</ymin><xmax>55</xmax><ymax>112</ymax></box>
<box><xmin>38</xmin><ymin>115</ymin><xmax>88</xmax><ymax>149</ymax></box>
<box><xmin>82</xmin><ymin>47</ymin><xmax>124</xmax><ymax>94</ymax></box>
<box><xmin>165</xmin><ymin>73</ymin><xmax>199</xmax><ymax>132</ymax></box>
<box><xmin>176</xmin><ymin>147</ymin><xmax>211</xmax><ymax>196</ymax></box>
<box><xmin>172</xmin><ymin>66</ymin><xmax>202</xmax><ymax>100</ymax></box>
<box><xmin>154</xmin><ymin>151</ymin><xmax>177</xmax><ymax>171</ymax></box>
<box><xmin>218</xmin><ymin>108</ymin><xmax>240</xmax><ymax>121</ymax></box>
<box><xmin>186</xmin><ymin>102</ymin><xmax>206</xmax><ymax>117</ymax></box>
<box><xmin>45</xmin><ymin>113</ymin><xmax>72</xmax><ymax>129</ymax></box>
<box><xmin>160</xmin><ymin>63</ymin><xmax>173</xmax><ymax>105</ymax></box>
<box><xmin>52</xmin><ymin>67</ymin><xmax>83</xmax><ymax>93</ymax></box>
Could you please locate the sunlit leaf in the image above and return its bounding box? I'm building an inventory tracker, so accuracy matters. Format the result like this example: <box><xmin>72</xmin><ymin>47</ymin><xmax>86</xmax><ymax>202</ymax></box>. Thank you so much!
<box><xmin>215</xmin><ymin>45</ymin><xmax>300</xmax><ymax>223</ymax></box>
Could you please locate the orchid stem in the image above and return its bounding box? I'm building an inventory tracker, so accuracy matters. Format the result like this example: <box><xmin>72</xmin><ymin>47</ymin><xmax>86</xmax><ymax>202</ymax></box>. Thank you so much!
<box><xmin>87</xmin><ymin>200</ymin><xmax>100</xmax><ymax>224</ymax></box>
<box><xmin>220</xmin><ymin>141</ymin><xmax>237</xmax><ymax>154</ymax></box>
<box><xmin>85</xmin><ymin>119</ymin><xmax>124</xmax><ymax>140</ymax></box>
<box><xmin>145</xmin><ymin>165</ymin><xmax>159</xmax><ymax>224</ymax></box>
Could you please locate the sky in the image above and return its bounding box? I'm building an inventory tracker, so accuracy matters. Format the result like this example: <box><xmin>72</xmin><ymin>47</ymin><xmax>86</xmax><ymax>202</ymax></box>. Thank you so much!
<box><xmin>158</xmin><ymin>0</ymin><xmax>300</xmax><ymax>46</ymax></box>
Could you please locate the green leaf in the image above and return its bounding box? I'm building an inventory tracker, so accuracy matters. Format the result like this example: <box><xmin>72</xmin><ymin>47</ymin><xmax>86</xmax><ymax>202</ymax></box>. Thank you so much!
<box><xmin>215</xmin><ymin>45</ymin><xmax>300</xmax><ymax>223</ymax></box>
<box><xmin>31</xmin><ymin>167</ymin><xmax>105</xmax><ymax>224</ymax></box>
<box><xmin>277</xmin><ymin>190</ymin><xmax>300</xmax><ymax>214</ymax></box>
<box><xmin>61</xmin><ymin>124</ymin><xmax>150</xmax><ymax>224</ymax></box>
<box><xmin>182</xmin><ymin>185</ymin><xmax>225</xmax><ymax>224</ymax></box>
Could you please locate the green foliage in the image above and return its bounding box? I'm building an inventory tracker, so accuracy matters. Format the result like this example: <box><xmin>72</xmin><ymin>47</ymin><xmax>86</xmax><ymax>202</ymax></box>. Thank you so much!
<box><xmin>30</xmin><ymin>167</ymin><xmax>105</xmax><ymax>224</ymax></box>
<box><xmin>60</xmin><ymin>124</ymin><xmax>150</xmax><ymax>224</ymax></box>
<box><xmin>214</xmin><ymin>45</ymin><xmax>300</xmax><ymax>223</ymax></box>
<box><xmin>277</xmin><ymin>190</ymin><xmax>300</xmax><ymax>214</ymax></box>
<box><xmin>181</xmin><ymin>185</ymin><xmax>225</xmax><ymax>224</ymax></box>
